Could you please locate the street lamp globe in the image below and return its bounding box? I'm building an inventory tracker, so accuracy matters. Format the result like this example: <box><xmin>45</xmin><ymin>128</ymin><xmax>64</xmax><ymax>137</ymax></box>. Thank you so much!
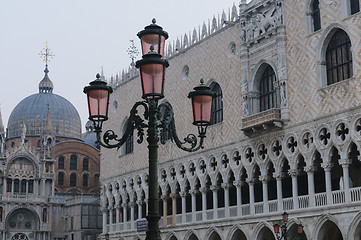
<box><xmin>135</xmin><ymin>45</ymin><xmax>169</xmax><ymax>99</ymax></box>
<box><xmin>83</xmin><ymin>73</ymin><xmax>113</xmax><ymax>131</ymax></box>
<box><xmin>137</xmin><ymin>18</ymin><xmax>169</xmax><ymax>56</ymax></box>
<box><xmin>188</xmin><ymin>78</ymin><xmax>215</xmax><ymax>127</ymax></box>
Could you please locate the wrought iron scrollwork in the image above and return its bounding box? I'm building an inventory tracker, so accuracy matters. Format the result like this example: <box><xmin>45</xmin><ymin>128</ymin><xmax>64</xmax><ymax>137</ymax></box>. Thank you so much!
<box><xmin>158</xmin><ymin>102</ymin><xmax>206</xmax><ymax>152</ymax></box>
<box><xmin>95</xmin><ymin>100</ymin><xmax>206</xmax><ymax>152</ymax></box>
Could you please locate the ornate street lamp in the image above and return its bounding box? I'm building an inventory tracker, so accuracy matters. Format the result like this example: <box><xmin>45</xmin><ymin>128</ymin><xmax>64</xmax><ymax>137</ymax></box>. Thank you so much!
<box><xmin>84</xmin><ymin>19</ymin><xmax>215</xmax><ymax>240</ymax></box>
<box><xmin>273</xmin><ymin>212</ymin><xmax>303</xmax><ymax>240</ymax></box>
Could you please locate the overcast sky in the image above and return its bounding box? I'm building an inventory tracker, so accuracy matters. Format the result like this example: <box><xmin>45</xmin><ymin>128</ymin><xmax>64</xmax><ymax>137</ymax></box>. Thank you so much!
<box><xmin>0</xmin><ymin>0</ymin><xmax>246</xmax><ymax>132</ymax></box>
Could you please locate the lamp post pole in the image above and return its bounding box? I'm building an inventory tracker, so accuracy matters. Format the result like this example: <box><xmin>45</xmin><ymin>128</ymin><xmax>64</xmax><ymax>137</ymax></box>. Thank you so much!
<box><xmin>84</xmin><ymin>19</ymin><xmax>215</xmax><ymax>240</ymax></box>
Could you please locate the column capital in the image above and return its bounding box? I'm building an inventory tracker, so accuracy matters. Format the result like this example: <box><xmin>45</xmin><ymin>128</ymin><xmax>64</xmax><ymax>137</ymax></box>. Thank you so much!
<box><xmin>189</xmin><ymin>189</ymin><xmax>199</xmax><ymax>195</ymax></box>
<box><xmin>321</xmin><ymin>163</ymin><xmax>333</xmax><ymax>171</ymax></box>
<box><xmin>121</xmin><ymin>203</ymin><xmax>128</xmax><ymax>208</ymax></box>
<box><xmin>161</xmin><ymin>195</ymin><xmax>168</xmax><ymax>201</ymax></box>
<box><xmin>273</xmin><ymin>172</ymin><xmax>284</xmax><ymax>180</ymax></box>
<box><xmin>210</xmin><ymin>185</ymin><xmax>219</xmax><ymax>192</ymax></box>
<box><xmin>101</xmin><ymin>208</ymin><xmax>108</xmax><ymax>213</ymax></box>
<box><xmin>339</xmin><ymin>158</ymin><xmax>351</xmax><ymax>167</ymax></box>
<box><xmin>169</xmin><ymin>193</ymin><xmax>178</xmax><ymax>199</ymax></box>
<box><xmin>136</xmin><ymin>200</ymin><xmax>143</xmax><ymax>205</ymax></box>
<box><xmin>304</xmin><ymin>166</ymin><xmax>316</xmax><ymax>173</ymax></box>
<box><xmin>259</xmin><ymin>175</ymin><xmax>270</xmax><ymax>183</ymax></box>
<box><xmin>288</xmin><ymin>169</ymin><xmax>299</xmax><ymax>177</ymax></box>
<box><xmin>179</xmin><ymin>191</ymin><xmax>187</xmax><ymax>198</ymax></box>
<box><xmin>221</xmin><ymin>183</ymin><xmax>231</xmax><ymax>189</ymax></box>
<box><xmin>246</xmin><ymin>178</ymin><xmax>255</xmax><ymax>185</ymax></box>
<box><xmin>233</xmin><ymin>180</ymin><xmax>243</xmax><ymax>187</ymax></box>
<box><xmin>129</xmin><ymin>201</ymin><xmax>136</xmax><ymax>208</ymax></box>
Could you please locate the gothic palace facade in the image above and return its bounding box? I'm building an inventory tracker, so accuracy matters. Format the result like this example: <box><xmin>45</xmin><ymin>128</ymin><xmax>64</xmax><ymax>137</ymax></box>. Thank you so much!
<box><xmin>100</xmin><ymin>0</ymin><xmax>361</xmax><ymax>239</ymax></box>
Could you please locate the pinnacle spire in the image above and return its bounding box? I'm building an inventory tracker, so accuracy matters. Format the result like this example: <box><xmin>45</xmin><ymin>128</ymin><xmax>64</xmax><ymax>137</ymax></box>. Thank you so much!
<box><xmin>39</xmin><ymin>42</ymin><xmax>54</xmax><ymax>93</ymax></box>
<box><xmin>44</xmin><ymin>105</ymin><xmax>53</xmax><ymax>135</ymax></box>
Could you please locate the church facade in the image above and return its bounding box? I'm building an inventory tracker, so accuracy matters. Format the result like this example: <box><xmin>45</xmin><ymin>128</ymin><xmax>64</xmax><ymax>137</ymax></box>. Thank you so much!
<box><xmin>0</xmin><ymin>63</ymin><xmax>102</xmax><ymax>240</ymax></box>
<box><xmin>100</xmin><ymin>0</ymin><xmax>361</xmax><ymax>239</ymax></box>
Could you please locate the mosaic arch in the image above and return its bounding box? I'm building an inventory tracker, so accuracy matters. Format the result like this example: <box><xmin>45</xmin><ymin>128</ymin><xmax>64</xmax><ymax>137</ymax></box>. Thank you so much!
<box><xmin>6</xmin><ymin>208</ymin><xmax>39</xmax><ymax>240</ymax></box>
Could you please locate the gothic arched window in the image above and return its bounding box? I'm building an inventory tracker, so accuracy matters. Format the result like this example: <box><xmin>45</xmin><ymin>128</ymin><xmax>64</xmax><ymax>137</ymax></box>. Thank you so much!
<box><xmin>210</xmin><ymin>82</ymin><xmax>223</xmax><ymax>125</ymax></box>
<box><xmin>58</xmin><ymin>156</ymin><xmax>65</xmax><ymax>169</ymax></box>
<box><xmin>326</xmin><ymin>29</ymin><xmax>353</xmax><ymax>85</ymax></box>
<box><xmin>70</xmin><ymin>154</ymin><xmax>77</xmax><ymax>170</ymax></box>
<box><xmin>58</xmin><ymin>172</ymin><xmax>64</xmax><ymax>186</ymax></box>
<box><xmin>260</xmin><ymin>65</ymin><xmax>277</xmax><ymax>112</ymax></box>
<box><xmin>351</xmin><ymin>0</ymin><xmax>360</xmax><ymax>14</ymax></box>
<box><xmin>42</xmin><ymin>208</ymin><xmax>47</xmax><ymax>223</ymax></box>
<box><xmin>125</xmin><ymin>132</ymin><xmax>134</xmax><ymax>154</ymax></box>
<box><xmin>70</xmin><ymin>173</ymin><xmax>77</xmax><ymax>187</ymax></box>
<box><xmin>311</xmin><ymin>0</ymin><xmax>321</xmax><ymax>32</ymax></box>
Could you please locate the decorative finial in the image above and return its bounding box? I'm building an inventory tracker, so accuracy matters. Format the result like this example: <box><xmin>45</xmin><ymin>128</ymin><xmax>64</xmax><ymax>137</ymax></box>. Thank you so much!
<box><xmin>152</xmin><ymin>18</ymin><xmax>156</xmax><ymax>24</ymax></box>
<box><xmin>96</xmin><ymin>73</ymin><xmax>101</xmax><ymax>79</ymax></box>
<box><xmin>150</xmin><ymin>45</ymin><xmax>155</xmax><ymax>52</ymax></box>
<box><xmin>39</xmin><ymin>41</ymin><xmax>55</xmax><ymax>66</ymax></box>
<box><xmin>127</xmin><ymin>40</ymin><xmax>139</xmax><ymax>65</ymax></box>
<box><xmin>200</xmin><ymin>78</ymin><xmax>205</xmax><ymax>85</ymax></box>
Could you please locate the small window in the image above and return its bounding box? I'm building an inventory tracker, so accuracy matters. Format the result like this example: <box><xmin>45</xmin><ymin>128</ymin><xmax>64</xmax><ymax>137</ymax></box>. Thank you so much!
<box><xmin>83</xmin><ymin>174</ymin><xmax>88</xmax><ymax>187</ymax></box>
<box><xmin>125</xmin><ymin>133</ymin><xmax>134</xmax><ymax>154</ymax></box>
<box><xmin>326</xmin><ymin>29</ymin><xmax>353</xmax><ymax>85</ymax></box>
<box><xmin>83</xmin><ymin>158</ymin><xmax>89</xmax><ymax>171</ymax></box>
<box><xmin>351</xmin><ymin>0</ymin><xmax>360</xmax><ymax>14</ymax></box>
<box><xmin>58</xmin><ymin>172</ymin><xmax>64</xmax><ymax>186</ymax></box>
<box><xmin>28</xmin><ymin>180</ymin><xmax>34</xmax><ymax>193</ymax></box>
<box><xmin>260</xmin><ymin>65</ymin><xmax>278</xmax><ymax>111</ymax></box>
<box><xmin>6</xmin><ymin>179</ymin><xmax>12</xmax><ymax>192</ymax></box>
<box><xmin>21</xmin><ymin>180</ymin><xmax>26</xmax><ymax>193</ymax></box>
<box><xmin>210</xmin><ymin>82</ymin><xmax>223</xmax><ymax>125</ymax></box>
<box><xmin>14</xmin><ymin>179</ymin><xmax>19</xmax><ymax>193</ymax></box>
<box><xmin>70</xmin><ymin>154</ymin><xmax>77</xmax><ymax>170</ymax></box>
<box><xmin>70</xmin><ymin>173</ymin><xmax>77</xmax><ymax>187</ymax></box>
<box><xmin>312</xmin><ymin>0</ymin><xmax>321</xmax><ymax>32</ymax></box>
<box><xmin>58</xmin><ymin>156</ymin><xmax>64</xmax><ymax>169</ymax></box>
<box><xmin>42</xmin><ymin>208</ymin><xmax>47</xmax><ymax>223</ymax></box>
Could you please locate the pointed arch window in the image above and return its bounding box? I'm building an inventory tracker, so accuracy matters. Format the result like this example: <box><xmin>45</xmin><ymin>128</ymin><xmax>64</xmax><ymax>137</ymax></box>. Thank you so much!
<box><xmin>125</xmin><ymin>132</ymin><xmax>134</xmax><ymax>154</ymax></box>
<box><xmin>210</xmin><ymin>82</ymin><xmax>223</xmax><ymax>125</ymax></box>
<box><xmin>260</xmin><ymin>65</ymin><xmax>278</xmax><ymax>112</ymax></box>
<box><xmin>312</xmin><ymin>0</ymin><xmax>321</xmax><ymax>32</ymax></box>
<box><xmin>326</xmin><ymin>29</ymin><xmax>353</xmax><ymax>85</ymax></box>
<box><xmin>70</xmin><ymin>154</ymin><xmax>77</xmax><ymax>170</ymax></box>
<box><xmin>351</xmin><ymin>0</ymin><xmax>360</xmax><ymax>14</ymax></box>
<box><xmin>70</xmin><ymin>173</ymin><xmax>77</xmax><ymax>187</ymax></box>
<box><xmin>58</xmin><ymin>172</ymin><xmax>64</xmax><ymax>186</ymax></box>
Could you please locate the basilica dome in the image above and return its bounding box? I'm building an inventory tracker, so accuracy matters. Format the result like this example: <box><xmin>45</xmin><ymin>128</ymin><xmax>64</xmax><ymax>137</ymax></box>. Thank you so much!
<box><xmin>7</xmin><ymin>66</ymin><xmax>82</xmax><ymax>139</ymax></box>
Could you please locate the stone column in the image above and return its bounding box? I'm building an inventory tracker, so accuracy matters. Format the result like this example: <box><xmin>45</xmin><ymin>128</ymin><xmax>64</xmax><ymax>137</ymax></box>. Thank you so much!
<box><xmin>161</xmin><ymin>195</ymin><xmax>168</xmax><ymax>226</ymax></box>
<box><xmin>222</xmin><ymin>183</ymin><xmax>230</xmax><ymax>218</ymax></box>
<box><xmin>289</xmin><ymin>169</ymin><xmax>299</xmax><ymax>209</ymax></box>
<box><xmin>234</xmin><ymin>180</ymin><xmax>242</xmax><ymax>216</ymax></box>
<box><xmin>322</xmin><ymin>163</ymin><xmax>333</xmax><ymax>204</ymax></box>
<box><xmin>273</xmin><ymin>172</ymin><xmax>283</xmax><ymax>212</ymax></box>
<box><xmin>35</xmin><ymin>180</ymin><xmax>39</xmax><ymax>196</ymax></box>
<box><xmin>246</xmin><ymin>178</ymin><xmax>255</xmax><ymax>214</ymax></box>
<box><xmin>260</xmin><ymin>176</ymin><xmax>269</xmax><ymax>213</ymax></box>
<box><xmin>51</xmin><ymin>179</ymin><xmax>55</xmax><ymax>196</ymax></box>
<box><xmin>41</xmin><ymin>179</ymin><xmax>46</xmax><ymax>196</ymax></box>
<box><xmin>137</xmin><ymin>200</ymin><xmax>143</xmax><ymax>219</ymax></box>
<box><xmin>122</xmin><ymin>203</ymin><xmax>128</xmax><ymax>230</ymax></box>
<box><xmin>3</xmin><ymin>179</ymin><xmax>6</xmax><ymax>194</ymax></box>
<box><xmin>179</xmin><ymin>191</ymin><xmax>187</xmax><ymax>223</ymax></box>
<box><xmin>170</xmin><ymin>193</ymin><xmax>177</xmax><ymax>226</ymax></box>
<box><xmin>108</xmin><ymin>207</ymin><xmax>113</xmax><ymax>232</ymax></box>
<box><xmin>130</xmin><ymin>202</ymin><xmax>136</xmax><ymax>229</ymax></box>
<box><xmin>115</xmin><ymin>204</ymin><xmax>120</xmax><ymax>232</ymax></box>
<box><xmin>101</xmin><ymin>208</ymin><xmax>107</xmax><ymax>234</ymax></box>
<box><xmin>26</xmin><ymin>180</ymin><xmax>29</xmax><ymax>194</ymax></box>
<box><xmin>340</xmin><ymin>159</ymin><xmax>351</xmax><ymax>203</ymax></box>
<box><xmin>304</xmin><ymin>166</ymin><xmax>315</xmax><ymax>207</ymax></box>
<box><xmin>210</xmin><ymin>185</ymin><xmax>218</xmax><ymax>219</ymax></box>
<box><xmin>190</xmin><ymin>190</ymin><xmax>197</xmax><ymax>222</ymax></box>
<box><xmin>200</xmin><ymin>187</ymin><xmax>207</xmax><ymax>221</ymax></box>
<box><xmin>11</xmin><ymin>179</ymin><xmax>14</xmax><ymax>195</ymax></box>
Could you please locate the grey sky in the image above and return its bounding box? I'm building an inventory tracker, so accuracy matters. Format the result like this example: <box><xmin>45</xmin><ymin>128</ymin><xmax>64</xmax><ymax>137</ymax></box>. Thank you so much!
<box><xmin>0</xmin><ymin>0</ymin><xmax>244</xmax><ymax>132</ymax></box>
